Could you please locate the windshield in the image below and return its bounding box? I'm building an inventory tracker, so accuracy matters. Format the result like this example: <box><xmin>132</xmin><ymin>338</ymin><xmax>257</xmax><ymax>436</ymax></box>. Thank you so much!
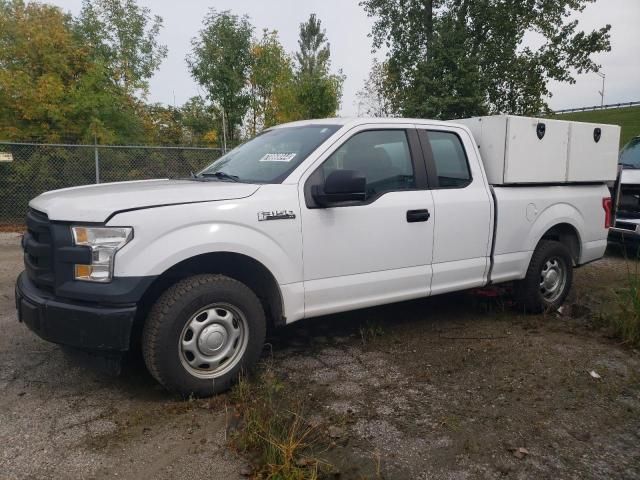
<box><xmin>620</xmin><ymin>137</ymin><xmax>640</xmax><ymax>169</ymax></box>
<box><xmin>199</xmin><ymin>124</ymin><xmax>341</xmax><ymax>183</ymax></box>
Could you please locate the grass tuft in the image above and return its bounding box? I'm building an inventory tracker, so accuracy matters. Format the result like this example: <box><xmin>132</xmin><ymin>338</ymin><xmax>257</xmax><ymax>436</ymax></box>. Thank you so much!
<box><xmin>601</xmin><ymin>248</ymin><xmax>640</xmax><ymax>346</ymax></box>
<box><xmin>228</xmin><ymin>364</ymin><xmax>329</xmax><ymax>479</ymax></box>
<box><xmin>359</xmin><ymin>319</ymin><xmax>385</xmax><ymax>346</ymax></box>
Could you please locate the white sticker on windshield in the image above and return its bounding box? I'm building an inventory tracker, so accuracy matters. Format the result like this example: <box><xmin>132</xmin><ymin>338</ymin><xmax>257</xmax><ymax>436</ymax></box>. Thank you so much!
<box><xmin>259</xmin><ymin>153</ymin><xmax>297</xmax><ymax>162</ymax></box>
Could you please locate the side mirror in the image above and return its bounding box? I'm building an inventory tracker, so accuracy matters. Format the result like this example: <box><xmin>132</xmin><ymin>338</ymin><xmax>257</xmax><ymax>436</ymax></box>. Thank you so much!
<box><xmin>312</xmin><ymin>170</ymin><xmax>366</xmax><ymax>207</ymax></box>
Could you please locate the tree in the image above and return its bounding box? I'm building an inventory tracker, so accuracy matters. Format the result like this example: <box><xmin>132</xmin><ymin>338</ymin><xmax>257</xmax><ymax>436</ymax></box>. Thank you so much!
<box><xmin>290</xmin><ymin>14</ymin><xmax>344</xmax><ymax>120</ymax></box>
<box><xmin>296</xmin><ymin>14</ymin><xmax>330</xmax><ymax>77</ymax></box>
<box><xmin>141</xmin><ymin>104</ymin><xmax>185</xmax><ymax>145</ymax></box>
<box><xmin>356</xmin><ymin>59</ymin><xmax>395</xmax><ymax>117</ymax></box>
<box><xmin>361</xmin><ymin>0</ymin><xmax>611</xmax><ymax>118</ymax></box>
<box><xmin>247</xmin><ymin>30</ymin><xmax>294</xmax><ymax>133</ymax></box>
<box><xmin>0</xmin><ymin>0</ymin><xmax>144</xmax><ymax>142</ymax></box>
<box><xmin>180</xmin><ymin>96</ymin><xmax>219</xmax><ymax>146</ymax></box>
<box><xmin>77</xmin><ymin>0</ymin><xmax>167</xmax><ymax>97</ymax></box>
<box><xmin>187</xmin><ymin>9</ymin><xmax>253</xmax><ymax>145</ymax></box>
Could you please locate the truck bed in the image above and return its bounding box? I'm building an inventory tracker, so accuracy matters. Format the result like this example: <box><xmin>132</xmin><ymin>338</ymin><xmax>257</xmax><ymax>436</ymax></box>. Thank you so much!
<box><xmin>490</xmin><ymin>184</ymin><xmax>610</xmax><ymax>284</ymax></box>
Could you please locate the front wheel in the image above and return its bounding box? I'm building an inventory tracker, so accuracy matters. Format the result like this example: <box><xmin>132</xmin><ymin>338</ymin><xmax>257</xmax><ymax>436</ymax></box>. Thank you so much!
<box><xmin>515</xmin><ymin>240</ymin><xmax>573</xmax><ymax>313</ymax></box>
<box><xmin>142</xmin><ymin>274</ymin><xmax>266</xmax><ymax>397</ymax></box>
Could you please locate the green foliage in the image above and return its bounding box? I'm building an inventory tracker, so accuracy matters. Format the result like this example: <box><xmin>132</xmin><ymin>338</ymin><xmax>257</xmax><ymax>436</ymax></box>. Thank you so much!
<box><xmin>290</xmin><ymin>14</ymin><xmax>344</xmax><ymax>121</ymax></box>
<box><xmin>551</xmin><ymin>106</ymin><xmax>640</xmax><ymax>147</ymax></box>
<box><xmin>0</xmin><ymin>0</ymin><xmax>161</xmax><ymax>143</ymax></box>
<box><xmin>602</xmin><ymin>251</ymin><xmax>640</xmax><ymax>347</ymax></box>
<box><xmin>77</xmin><ymin>0</ymin><xmax>167</xmax><ymax>97</ymax></box>
<box><xmin>292</xmin><ymin>73</ymin><xmax>343</xmax><ymax>121</ymax></box>
<box><xmin>361</xmin><ymin>0</ymin><xmax>612</xmax><ymax>119</ymax></box>
<box><xmin>187</xmin><ymin>9</ymin><xmax>253</xmax><ymax>144</ymax></box>
<box><xmin>229</xmin><ymin>366</ymin><xmax>327</xmax><ymax>479</ymax></box>
<box><xmin>248</xmin><ymin>30</ymin><xmax>294</xmax><ymax>133</ymax></box>
<box><xmin>356</xmin><ymin>59</ymin><xmax>395</xmax><ymax>117</ymax></box>
<box><xmin>296</xmin><ymin>14</ymin><xmax>330</xmax><ymax>77</ymax></box>
<box><xmin>180</xmin><ymin>96</ymin><xmax>220</xmax><ymax>146</ymax></box>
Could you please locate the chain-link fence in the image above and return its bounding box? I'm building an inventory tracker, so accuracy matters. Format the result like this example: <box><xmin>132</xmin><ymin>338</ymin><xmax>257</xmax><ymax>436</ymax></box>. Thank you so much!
<box><xmin>0</xmin><ymin>142</ymin><xmax>225</xmax><ymax>226</ymax></box>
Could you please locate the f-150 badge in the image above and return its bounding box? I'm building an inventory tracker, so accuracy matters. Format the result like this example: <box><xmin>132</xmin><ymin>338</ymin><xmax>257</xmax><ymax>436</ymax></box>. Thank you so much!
<box><xmin>257</xmin><ymin>210</ymin><xmax>296</xmax><ymax>221</ymax></box>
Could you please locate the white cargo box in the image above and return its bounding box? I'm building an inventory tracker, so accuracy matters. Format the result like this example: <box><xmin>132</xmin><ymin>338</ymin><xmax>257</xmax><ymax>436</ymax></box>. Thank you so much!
<box><xmin>456</xmin><ymin>115</ymin><xmax>620</xmax><ymax>185</ymax></box>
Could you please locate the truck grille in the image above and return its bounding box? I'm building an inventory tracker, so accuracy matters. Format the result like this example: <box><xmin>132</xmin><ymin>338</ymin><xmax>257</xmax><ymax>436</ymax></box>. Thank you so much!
<box><xmin>23</xmin><ymin>208</ymin><xmax>55</xmax><ymax>290</ymax></box>
<box><xmin>617</xmin><ymin>184</ymin><xmax>640</xmax><ymax>219</ymax></box>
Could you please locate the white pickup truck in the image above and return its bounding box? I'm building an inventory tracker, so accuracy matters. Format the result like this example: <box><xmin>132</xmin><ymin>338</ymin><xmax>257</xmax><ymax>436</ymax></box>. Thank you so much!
<box><xmin>15</xmin><ymin>117</ymin><xmax>617</xmax><ymax>396</ymax></box>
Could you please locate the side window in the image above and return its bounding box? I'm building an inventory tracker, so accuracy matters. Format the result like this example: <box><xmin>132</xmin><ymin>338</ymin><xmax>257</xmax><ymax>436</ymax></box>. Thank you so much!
<box><xmin>321</xmin><ymin>130</ymin><xmax>415</xmax><ymax>197</ymax></box>
<box><xmin>427</xmin><ymin>131</ymin><xmax>471</xmax><ymax>188</ymax></box>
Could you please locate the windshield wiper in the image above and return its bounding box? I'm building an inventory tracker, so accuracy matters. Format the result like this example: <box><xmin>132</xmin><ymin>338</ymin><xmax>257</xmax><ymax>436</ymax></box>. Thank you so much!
<box><xmin>200</xmin><ymin>171</ymin><xmax>240</xmax><ymax>182</ymax></box>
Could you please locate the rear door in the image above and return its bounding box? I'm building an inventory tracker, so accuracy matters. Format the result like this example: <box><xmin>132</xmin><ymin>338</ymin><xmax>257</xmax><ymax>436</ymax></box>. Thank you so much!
<box><xmin>416</xmin><ymin>126</ymin><xmax>493</xmax><ymax>295</ymax></box>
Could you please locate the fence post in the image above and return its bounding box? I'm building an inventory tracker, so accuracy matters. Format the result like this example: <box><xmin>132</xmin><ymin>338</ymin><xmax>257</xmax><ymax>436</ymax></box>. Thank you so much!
<box><xmin>94</xmin><ymin>134</ymin><xmax>100</xmax><ymax>184</ymax></box>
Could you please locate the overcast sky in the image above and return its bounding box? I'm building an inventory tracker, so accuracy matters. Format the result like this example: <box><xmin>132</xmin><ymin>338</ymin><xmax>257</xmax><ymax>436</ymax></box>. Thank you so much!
<box><xmin>50</xmin><ymin>0</ymin><xmax>639</xmax><ymax>115</ymax></box>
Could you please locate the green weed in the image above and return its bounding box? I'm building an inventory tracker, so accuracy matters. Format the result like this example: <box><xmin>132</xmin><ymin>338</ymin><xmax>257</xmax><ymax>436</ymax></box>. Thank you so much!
<box><xmin>228</xmin><ymin>364</ymin><xmax>330</xmax><ymax>479</ymax></box>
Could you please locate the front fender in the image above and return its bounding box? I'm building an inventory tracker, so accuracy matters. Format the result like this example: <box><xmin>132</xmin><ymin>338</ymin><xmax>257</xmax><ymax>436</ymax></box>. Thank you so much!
<box><xmin>110</xmin><ymin>203</ymin><xmax>303</xmax><ymax>285</ymax></box>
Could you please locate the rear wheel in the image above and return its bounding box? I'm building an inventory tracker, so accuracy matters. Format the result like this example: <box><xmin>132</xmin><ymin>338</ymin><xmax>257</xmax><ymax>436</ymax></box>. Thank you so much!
<box><xmin>515</xmin><ymin>240</ymin><xmax>573</xmax><ymax>313</ymax></box>
<box><xmin>142</xmin><ymin>274</ymin><xmax>266</xmax><ymax>397</ymax></box>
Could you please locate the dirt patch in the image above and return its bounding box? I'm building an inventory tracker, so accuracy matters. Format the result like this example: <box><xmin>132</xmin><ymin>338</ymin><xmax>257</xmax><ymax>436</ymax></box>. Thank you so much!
<box><xmin>259</xmin><ymin>253</ymin><xmax>640</xmax><ymax>479</ymax></box>
<box><xmin>0</xmin><ymin>223</ymin><xmax>24</xmax><ymax>233</ymax></box>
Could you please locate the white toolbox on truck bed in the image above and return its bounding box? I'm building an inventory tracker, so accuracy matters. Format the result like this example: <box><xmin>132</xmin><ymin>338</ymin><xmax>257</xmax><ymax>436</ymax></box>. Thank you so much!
<box><xmin>457</xmin><ymin>115</ymin><xmax>620</xmax><ymax>185</ymax></box>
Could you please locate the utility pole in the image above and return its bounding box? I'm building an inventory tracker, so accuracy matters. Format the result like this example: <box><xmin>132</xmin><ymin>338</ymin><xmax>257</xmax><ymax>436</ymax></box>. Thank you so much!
<box><xmin>595</xmin><ymin>71</ymin><xmax>606</xmax><ymax>108</ymax></box>
<box><xmin>94</xmin><ymin>133</ymin><xmax>100</xmax><ymax>184</ymax></box>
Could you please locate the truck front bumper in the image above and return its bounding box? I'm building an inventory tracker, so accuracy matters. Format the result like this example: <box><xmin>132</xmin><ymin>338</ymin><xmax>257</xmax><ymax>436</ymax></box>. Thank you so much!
<box><xmin>15</xmin><ymin>272</ymin><xmax>137</xmax><ymax>351</ymax></box>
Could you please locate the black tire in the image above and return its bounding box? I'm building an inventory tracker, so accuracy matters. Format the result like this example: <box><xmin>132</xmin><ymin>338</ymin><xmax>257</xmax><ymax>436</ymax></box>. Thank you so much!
<box><xmin>142</xmin><ymin>274</ymin><xmax>266</xmax><ymax>397</ymax></box>
<box><xmin>515</xmin><ymin>240</ymin><xmax>573</xmax><ymax>313</ymax></box>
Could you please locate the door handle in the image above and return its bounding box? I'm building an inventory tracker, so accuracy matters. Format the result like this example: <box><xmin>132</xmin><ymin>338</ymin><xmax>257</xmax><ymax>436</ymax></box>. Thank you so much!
<box><xmin>406</xmin><ymin>209</ymin><xmax>430</xmax><ymax>223</ymax></box>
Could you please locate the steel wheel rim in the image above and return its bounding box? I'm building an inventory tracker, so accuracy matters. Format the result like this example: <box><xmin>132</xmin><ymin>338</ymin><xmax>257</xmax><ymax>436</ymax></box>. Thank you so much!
<box><xmin>539</xmin><ymin>257</ymin><xmax>567</xmax><ymax>303</ymax></box>
<box><xmin>178</xmin><ymin>303</ymin><xmax>249</xmax><ymax>379</ymax></box>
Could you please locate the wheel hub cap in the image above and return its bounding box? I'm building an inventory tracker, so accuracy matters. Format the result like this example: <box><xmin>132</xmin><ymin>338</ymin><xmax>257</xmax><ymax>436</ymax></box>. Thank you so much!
<box><xmin>542</xmin><ymin>269</ymin><xmax>559</xmax><ymax>290</ymax></box>
<box><xmin>197</xmin><ymin>324</ymin><xmax>227</xmax><ymax>355</ymax></box>
<box><xmin>539</xmin><ymin>257</ymin><xmax>566</xmax><ymax>302</ymax></box>
<box><xmin>178</xmin><ymin>304</ymin><xmax>248</xmax><ymax>379</ymax></box>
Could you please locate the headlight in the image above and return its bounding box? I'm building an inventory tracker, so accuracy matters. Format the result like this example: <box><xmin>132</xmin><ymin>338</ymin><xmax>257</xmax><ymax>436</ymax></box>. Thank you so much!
<box><xmin>71</xmin><ymin>226</ymin><xmax>133</xmax><ymax>282</ymax></box>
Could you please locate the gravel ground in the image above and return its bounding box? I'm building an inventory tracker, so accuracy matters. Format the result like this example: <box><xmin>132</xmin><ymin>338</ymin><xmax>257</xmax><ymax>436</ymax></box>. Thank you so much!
<box><xmin>1</xmin><ymin>232</ymin><xmax>639</xmax><ymax>479</ymax></box>
<box><xmin>0</xmin><ymin>234</ymin><xmax>243</xmax><ymax>480</ymax></box>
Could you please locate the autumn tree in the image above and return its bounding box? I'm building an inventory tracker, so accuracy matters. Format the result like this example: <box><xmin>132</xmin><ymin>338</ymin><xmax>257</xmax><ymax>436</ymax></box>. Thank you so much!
<box><xmin>188</xmin><ymin>9</ymin><xmax>253</xmax><ymax>145</ymax></box>
<box><xmin>247</xmin><ymin>30</ymin><xmax>293</xmax><ymax>134</ymax></box>
<box><xmin>180</xmin><ymin>97</ymin><xmax>219</xmax><ymax>146</ymax></box>
<box><xmin>77</xmin><ymin>0</ymin><xmax>167</xmax><ymax>97</ymax></box>
<box><xmin>361</xmin><ymin>0</ymin><xmax>612</xmax><ymax>118</ymax></box>
<box><xmin>0</xmin><ymin>0</ymin><xmax>144</xmax><ymax>142</ymax></box>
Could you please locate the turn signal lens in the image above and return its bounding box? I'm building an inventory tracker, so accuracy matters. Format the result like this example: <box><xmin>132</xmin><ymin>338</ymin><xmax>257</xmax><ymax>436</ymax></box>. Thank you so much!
<box><xmin>74</xmin><ymin>264</ymin><xmax>92</xmax><ymax>279</ymax></box>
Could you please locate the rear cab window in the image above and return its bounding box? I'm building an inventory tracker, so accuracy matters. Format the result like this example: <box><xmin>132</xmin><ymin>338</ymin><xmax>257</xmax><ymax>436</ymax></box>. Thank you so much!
<box><xmin>419</xmin><ymin>130</ymin><xmax>472</xmax><ymax>189</ymax></box>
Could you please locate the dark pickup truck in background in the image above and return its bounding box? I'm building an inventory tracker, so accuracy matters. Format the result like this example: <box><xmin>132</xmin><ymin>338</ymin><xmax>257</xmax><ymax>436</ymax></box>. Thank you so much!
<box><xmin>610</xmin><ymin>136</ymin><xmax>640</xmax><ymax>246</ymax></box>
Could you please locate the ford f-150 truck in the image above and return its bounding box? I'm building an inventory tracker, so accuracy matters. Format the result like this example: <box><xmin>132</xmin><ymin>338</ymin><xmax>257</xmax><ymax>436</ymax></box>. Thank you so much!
<box><xmin>15</xmin><ymin>117</ymin><xmax>617</xmax><ymax>396</ymax></box>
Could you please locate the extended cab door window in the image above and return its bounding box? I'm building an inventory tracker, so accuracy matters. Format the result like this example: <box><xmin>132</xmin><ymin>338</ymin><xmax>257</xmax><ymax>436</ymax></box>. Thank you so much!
<box><xmin>421</xmin><ymin>130</ymin><xmax>472</xmax><ymax>189</ymax></box>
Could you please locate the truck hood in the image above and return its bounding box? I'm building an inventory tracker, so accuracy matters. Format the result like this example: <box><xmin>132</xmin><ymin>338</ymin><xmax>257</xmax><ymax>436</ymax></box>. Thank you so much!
<box><xmin>29</xmin><ymin>179</ymin><xmax>260</xmax><ymax>222</ymax></box>
<box><xmin>620</xmin><ymin>169</ymin><xmax>640</xmax><ymax>186</ymax></box>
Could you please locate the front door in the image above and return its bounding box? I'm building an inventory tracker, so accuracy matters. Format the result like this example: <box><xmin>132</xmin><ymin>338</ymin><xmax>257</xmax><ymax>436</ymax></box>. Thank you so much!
<box><xmin>299</xmin><ymin>125</ymin><xmax>435</xmax><ymax>318</ymax></box>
